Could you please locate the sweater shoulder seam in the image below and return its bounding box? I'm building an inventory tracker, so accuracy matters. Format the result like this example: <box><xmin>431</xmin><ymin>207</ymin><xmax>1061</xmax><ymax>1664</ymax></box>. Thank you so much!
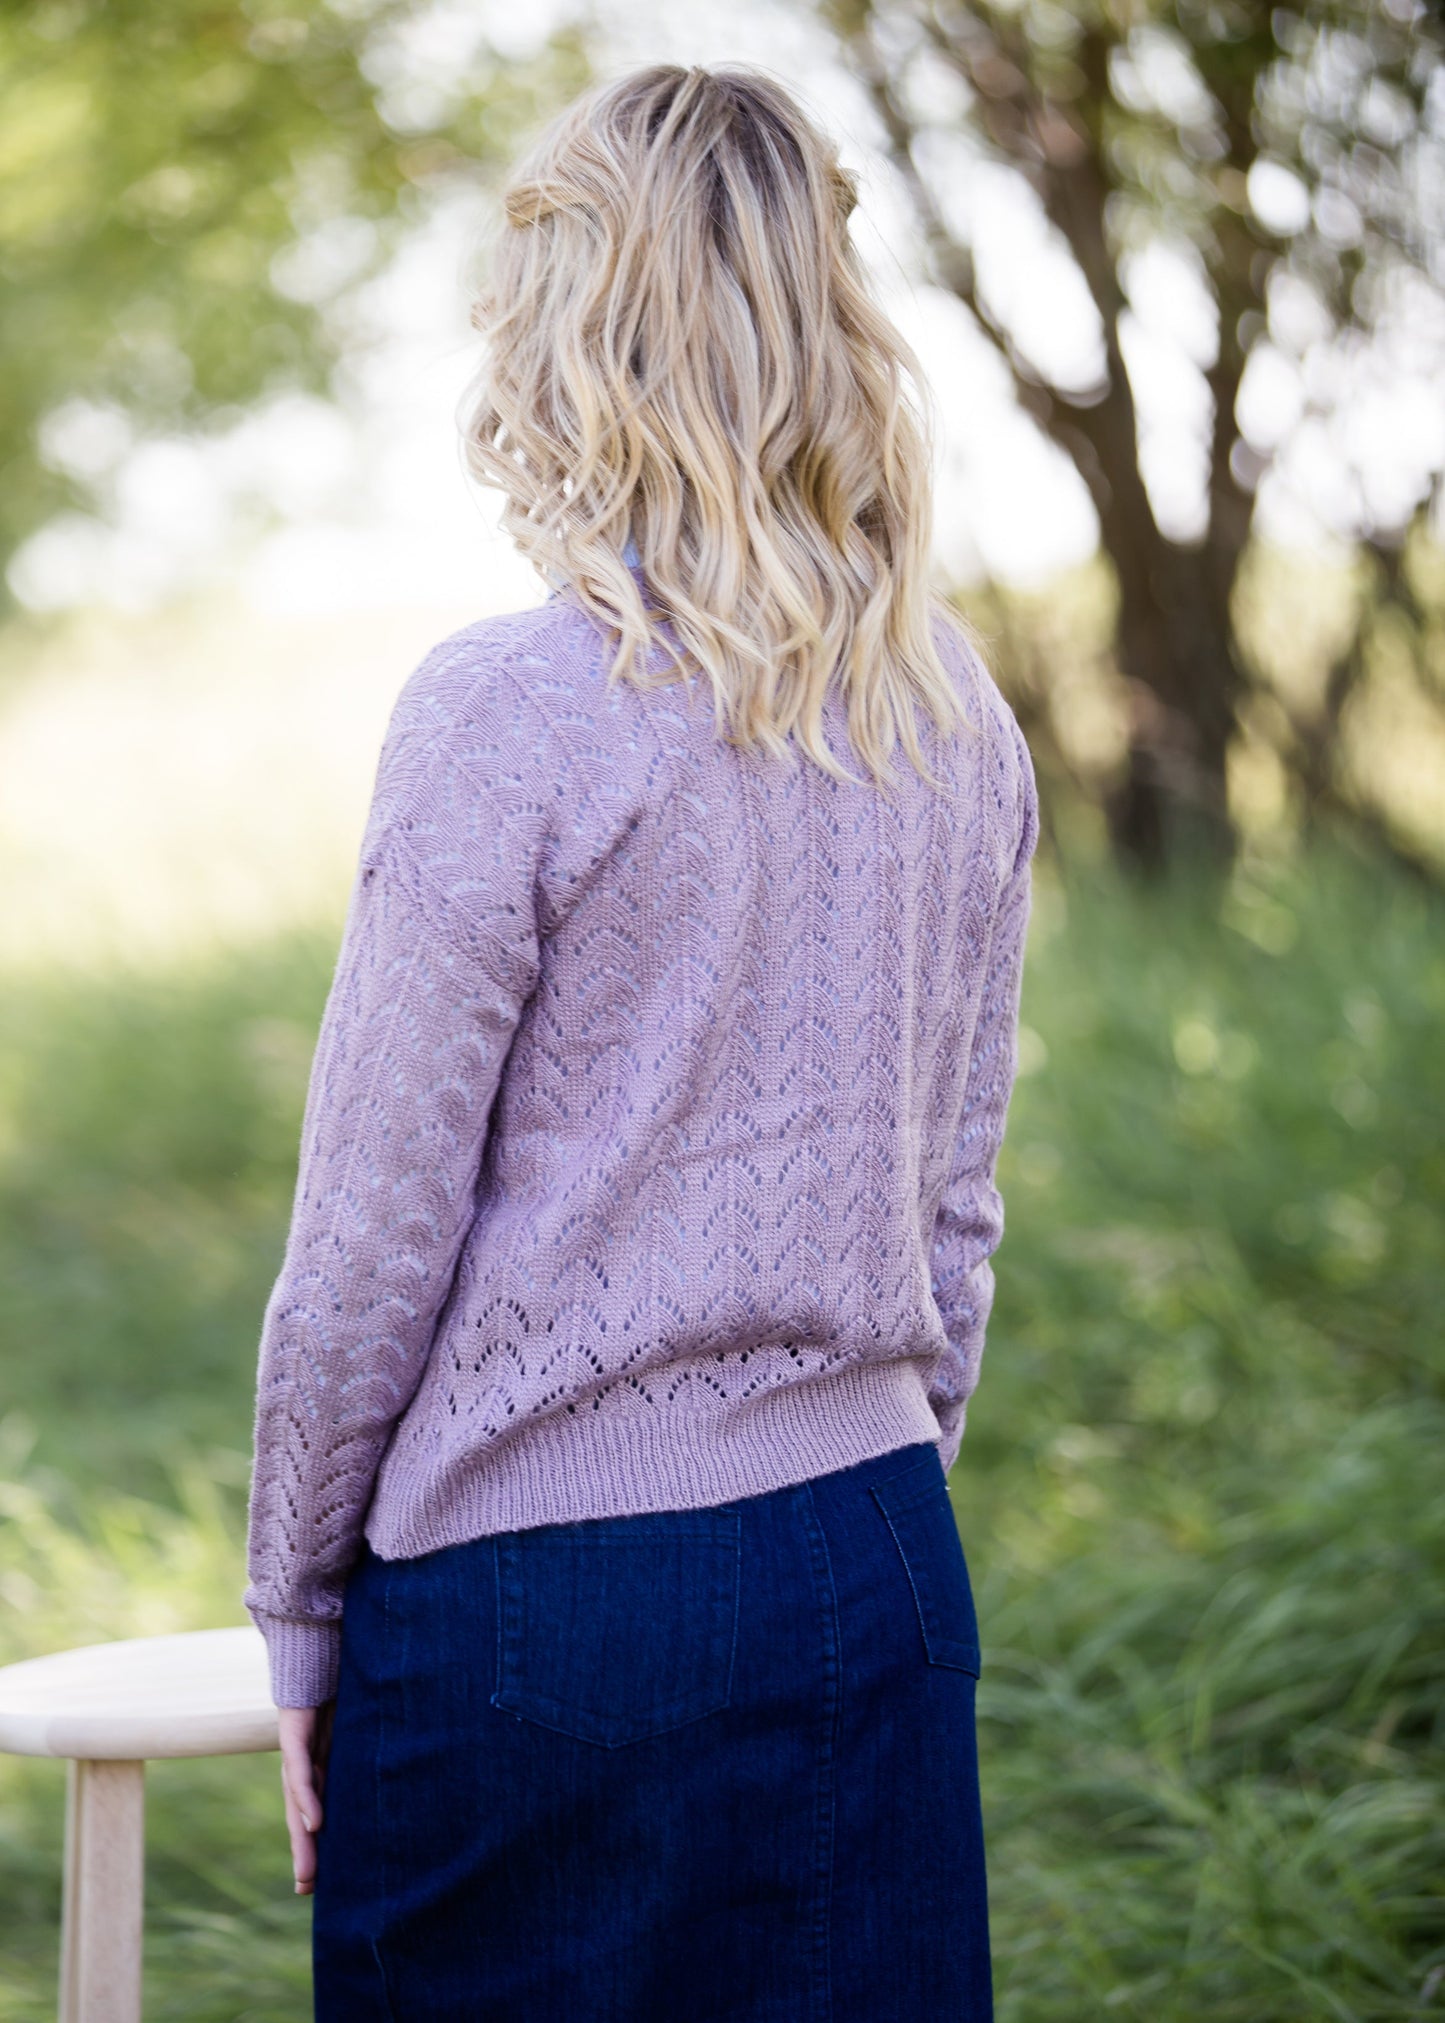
<box><xmin>435</xmin><ymin>606</ymin><xmax>574</xmax><ymax>760</ymax></box>
<box><xmin>377</xmin><ymin>607</ymin><xmax>572</xmax><ymax>836</ymax></box>
<box><xmin>365</xmin><ymin>823</ymin><xmax>540</xmax><ymax>998</ymax></box>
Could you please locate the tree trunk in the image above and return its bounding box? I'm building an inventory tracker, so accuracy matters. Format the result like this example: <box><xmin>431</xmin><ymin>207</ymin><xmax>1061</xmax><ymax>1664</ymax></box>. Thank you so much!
<box><xmin>836</xmin><ymin>3</ymin><xmax>1254</xmax><ymax>875</ymax></box>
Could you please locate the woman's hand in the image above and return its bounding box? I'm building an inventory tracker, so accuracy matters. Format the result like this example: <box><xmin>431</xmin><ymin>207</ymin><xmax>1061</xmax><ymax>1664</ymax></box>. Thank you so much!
<box><xmin>278</xmin><ymin>1700</ymin><xmax>336</xmax><ymax>1895</ymax></box>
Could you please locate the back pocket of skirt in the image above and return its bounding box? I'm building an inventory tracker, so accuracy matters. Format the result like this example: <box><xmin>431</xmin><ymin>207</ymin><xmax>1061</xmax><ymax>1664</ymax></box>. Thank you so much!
<box><xmin>491</xmin><ymin>1507</ymin><xmax>742</xmax><ymax>1748</ymax></box>
<box><xmin>871</xmin><ymin>1453</ymin><xmax>981</xmax><ymax>1676</ymax></box>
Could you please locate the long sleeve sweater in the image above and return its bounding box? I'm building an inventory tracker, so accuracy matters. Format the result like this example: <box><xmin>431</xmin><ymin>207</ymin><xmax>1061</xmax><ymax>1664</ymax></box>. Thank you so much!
<box><xmin>243</xmin><ymin>572</ymin><xmax>1041</xmax><ymax>1707</ymax></box>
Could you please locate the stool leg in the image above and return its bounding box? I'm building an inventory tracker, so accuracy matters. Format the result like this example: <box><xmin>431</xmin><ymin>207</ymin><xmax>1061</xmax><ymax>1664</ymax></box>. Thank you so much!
<box><xmin>59</xmin><ymin>1759</ymin><xmax>145</xmax><ymax>2023</ymax></box>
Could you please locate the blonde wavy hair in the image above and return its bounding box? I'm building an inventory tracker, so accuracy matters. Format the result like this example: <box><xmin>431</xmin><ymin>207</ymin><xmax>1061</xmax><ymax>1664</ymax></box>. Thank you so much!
<box><xmin>461</xmin><ymin>63</ymin><xmax>980</xmax><ymax>791</ymax></box>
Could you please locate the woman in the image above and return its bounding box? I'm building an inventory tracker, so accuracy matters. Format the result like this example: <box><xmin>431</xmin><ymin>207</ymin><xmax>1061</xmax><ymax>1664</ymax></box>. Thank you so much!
<box><xmin>245</xmin><ymin>61</ymin><xmax>1038</xmax><ymax>2023</ymax></box>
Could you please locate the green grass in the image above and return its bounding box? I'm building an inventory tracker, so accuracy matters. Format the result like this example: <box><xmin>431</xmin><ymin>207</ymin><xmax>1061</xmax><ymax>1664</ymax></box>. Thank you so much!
<box><xmin>0</xmin><ymin>838</ymin><xmax>1441</xmax><ymax>2020</ymax></box>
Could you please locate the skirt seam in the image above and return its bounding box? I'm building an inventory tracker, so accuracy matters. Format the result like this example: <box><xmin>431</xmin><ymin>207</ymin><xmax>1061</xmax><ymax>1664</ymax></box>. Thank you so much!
<box><xmin>802</xmin><ymin>1479</ymin><xmax>842</xmax><ymax>2023</ymax></box>
<box><xmin>374</xmin><ymin>1562</ymin><xmax>399</xmax><ymax>2023</ymax></box>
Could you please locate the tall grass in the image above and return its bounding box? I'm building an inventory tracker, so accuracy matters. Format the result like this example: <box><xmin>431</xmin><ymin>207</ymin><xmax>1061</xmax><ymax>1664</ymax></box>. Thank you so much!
<box><xmin>0</xmin><ymin>1455</ymin><xmax>308</xmax><ymax>2021</ymax></box>
<box><xmin>0</xmin><ymin>838</ymin><xmax>1440</xmax><ymax>2019</ymax></box>
<box><xmin>970</xmin><ymin>844</ymin><xmax>1445</xmax><ymax>2019</ymax></box>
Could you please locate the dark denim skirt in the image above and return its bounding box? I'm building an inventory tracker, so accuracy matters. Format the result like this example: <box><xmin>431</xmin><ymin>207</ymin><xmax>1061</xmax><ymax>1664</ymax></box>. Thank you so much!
<box><xmin>313</xmin><ymin>1440</ymin><xmax>992</xmax><ymax>2021</ymax></box>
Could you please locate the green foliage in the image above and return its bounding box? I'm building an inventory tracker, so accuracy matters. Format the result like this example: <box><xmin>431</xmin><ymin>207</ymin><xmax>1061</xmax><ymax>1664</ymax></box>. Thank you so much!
<box><xmin>0</xmin><ymin>0</ymin><xmax>586</xmax><ymax>596</ymax></box>
<box><xmin>0</xmin><ymin>840</ymin><xmax>1441</xmax><ymax>2017</ymax></box>
<box><xmin>0</xmin><ymin>929</ymin><xmax>337</xmax><ymax>1500</ymax></box>
<box><xmin>829</xmin><ymin>0</ymin><xmax>1445</xmax><ymax>870</ymax></box>
<box><xmin>964</xmin><ymin>843</ymin><xmax>1445</xmax><ymax>2017</ymax></box>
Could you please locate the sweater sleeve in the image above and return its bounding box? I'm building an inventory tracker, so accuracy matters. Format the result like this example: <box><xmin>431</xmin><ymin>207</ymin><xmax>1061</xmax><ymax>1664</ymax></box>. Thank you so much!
<box><xmin>927</xmin><ymin>713</ymin><xmax>1040</xmax><ymax>1475</ymax></box>
<box><xmin>243</xmin><ymin>650</ymin><xmax>551</xmax><ymax>1708</ymax></box>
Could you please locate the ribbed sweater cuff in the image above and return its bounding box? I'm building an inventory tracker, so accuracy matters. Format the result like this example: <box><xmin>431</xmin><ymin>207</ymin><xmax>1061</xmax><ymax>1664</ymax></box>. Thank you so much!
<box><xmin>252</xmin><ymin>1614</ymin><xmax>342</xmax><ymax>1709</ymax></box>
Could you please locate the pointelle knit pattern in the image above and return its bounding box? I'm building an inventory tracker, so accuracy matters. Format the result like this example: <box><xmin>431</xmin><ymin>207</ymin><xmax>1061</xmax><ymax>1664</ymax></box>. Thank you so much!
<box><xmin>244</xmin><ymin>573</ymin><xmax>1040</xmax><ymax>1706</ymax></box>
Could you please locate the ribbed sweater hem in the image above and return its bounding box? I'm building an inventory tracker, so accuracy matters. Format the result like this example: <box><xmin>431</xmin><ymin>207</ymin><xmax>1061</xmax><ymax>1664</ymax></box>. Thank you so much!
<box><xmin>254</xmin><ymin>1357</ymin><xmax>944</xmax><ymax>1704</ymax></box>
<box><xmin>365</xmin><ymin>1354</ymin><xmax>944</xmax><ymax>1561</ymax></box>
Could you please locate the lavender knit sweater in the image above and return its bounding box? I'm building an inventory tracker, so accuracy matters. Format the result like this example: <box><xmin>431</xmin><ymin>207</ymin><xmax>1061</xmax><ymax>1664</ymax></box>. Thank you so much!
<box><xmin>244</xmin><ymin>574</ymin><xmax>1040</xmax><ymax>1707</ymax></box>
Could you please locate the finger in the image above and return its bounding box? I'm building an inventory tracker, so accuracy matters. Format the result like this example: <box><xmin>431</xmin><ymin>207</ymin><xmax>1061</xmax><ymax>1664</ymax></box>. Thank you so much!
<box><xmin>281</xmin><ymin>1763</ymin><xmax>318</xmax><ymax>1895</ymax></box>
<box><xmin>276</xmin><ymin>1708</ymin><xmax>328</xmax><ymax>1895</ymax></box>
<box><xmin>280</xmin><ymin>1728</ymin><xmax>323</xmax><ymax>1834</ymax></box>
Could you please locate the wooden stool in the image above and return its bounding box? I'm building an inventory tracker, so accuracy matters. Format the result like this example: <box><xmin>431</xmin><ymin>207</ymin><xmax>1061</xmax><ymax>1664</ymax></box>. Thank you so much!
<box><xmin>0</xmin><ymin>1627</ymin><xmax>279</xmax><ymax>2023</ymax></box>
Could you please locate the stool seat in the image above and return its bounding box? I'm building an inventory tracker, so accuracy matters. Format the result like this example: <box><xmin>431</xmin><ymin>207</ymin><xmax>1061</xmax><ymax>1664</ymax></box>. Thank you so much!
<box><xmin>0</xmin><ymin>1627</ymin><xmax>282</xmax><ymax>2021</ymax></box>
<box><xmin>0</xmin><ymin>1625</ymin><xmax>278</xmax><ymax>1759</ymax></box>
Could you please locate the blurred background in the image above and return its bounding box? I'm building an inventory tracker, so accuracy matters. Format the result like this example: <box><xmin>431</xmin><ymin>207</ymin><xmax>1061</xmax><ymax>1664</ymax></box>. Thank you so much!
<box><xmin>1</xmin><ymin>0</ymin><xmax>1442</xmax><ymax>2016</ymax></box>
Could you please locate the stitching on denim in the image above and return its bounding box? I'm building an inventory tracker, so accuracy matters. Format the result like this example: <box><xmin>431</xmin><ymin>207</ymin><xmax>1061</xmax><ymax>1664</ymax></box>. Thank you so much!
<box><xmin>871</xmin><ymin>1482</ymin><xmax>981</xmax><ymax>1674</ymax></box>
<box><xmin>867</xmin><ymin>1443</ymin><xmax>945</xmax><ymax>1507</ymax></box>
<box><xmin>491</xmin><ymin>1536</ymin><xmax>504</xmax><ymax>1717</ymax></box>
<box><xmin>872</xmin><ymin>1491</ymin><xmax>932</xmax><ymax>1661</ymax></box>
<box><xmin>371</xmin><ymin>1560</ymin><xmax>400</xmax><ymax>2023</ymax></box>
<box><xmin>801</xmin><ymin>1481</ymin><xmax>840</xmax><ymax>2023</ymax></box>
<box><xmin>723</xmin><ymin>1508</ymin><xmax>742</xmax><ymax>1704</ymax></box>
